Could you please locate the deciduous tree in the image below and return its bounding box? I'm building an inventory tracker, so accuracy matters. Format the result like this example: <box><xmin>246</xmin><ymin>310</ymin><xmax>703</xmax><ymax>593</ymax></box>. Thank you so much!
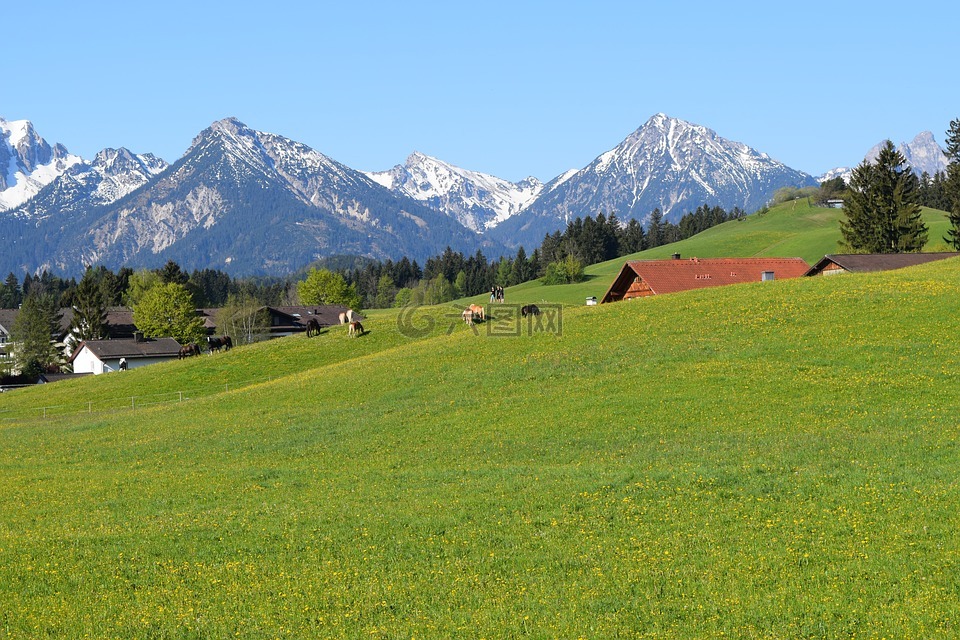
<box><xmin>133</xmin><ymin>282</ymin><xmax>206</xmax><ymax>344</ymax></box>
<box><xmin>215</xmin><ymin>294</ymin><xmax>269</xmax><ymax>345</ymax></box>
<box><xmin>297</xmin><ymin>269</ymin><xmax>362</xmax><ymax>310</ymax></box>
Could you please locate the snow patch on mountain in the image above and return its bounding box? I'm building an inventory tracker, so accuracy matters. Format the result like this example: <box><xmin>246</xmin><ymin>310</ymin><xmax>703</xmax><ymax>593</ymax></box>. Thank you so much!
<box><xmin>5</xmin><ymin>146</ymin><xmax>168</xmax><ymax>221</ymax></box>
<box><xmin>365</xmin><ymin>152</ymin><xmax>544</xmax><ymax>232</ymax></box>
<box><xmin>0</xmin><ymin>117</ymin><xmax>82</xmax><ymax>211</ymax></box>
<box><xmin>488</xmin><ymin>113</ymin><xmax>817</xmax><ymax>249</ymax></box>
<box><xmin>817</xmin><ymin>166</ymin><xmax>852</xmax><ymax>184</ymax></box>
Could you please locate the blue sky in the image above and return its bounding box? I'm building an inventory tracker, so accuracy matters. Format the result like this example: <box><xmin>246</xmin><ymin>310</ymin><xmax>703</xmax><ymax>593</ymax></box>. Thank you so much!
<box><xmin>6</xmin><ymin>1</ymin><xmax>959</xmax><ymax>182</ymax></box>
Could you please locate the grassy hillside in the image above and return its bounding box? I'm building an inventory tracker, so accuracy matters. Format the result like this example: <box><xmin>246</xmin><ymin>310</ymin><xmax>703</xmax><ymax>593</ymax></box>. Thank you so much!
<box><xmin>2</xmin><ymin>257</ymin><xmax>960</xmax><ymax>637</ymax></box>
<box><xmin>470</xmin><ymin>201</ymin><xmax>953</xmax><ymax>306</ymax></box>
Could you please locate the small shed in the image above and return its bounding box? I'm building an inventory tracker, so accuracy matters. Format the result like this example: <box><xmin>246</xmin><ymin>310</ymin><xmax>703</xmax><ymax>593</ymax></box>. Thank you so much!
<box><xmin>601</xmin><ymin>256</ymin><xmax>811</xmax><ymax>303</ymax></box>
<box><xmin>804</xmin><ymin>252</ymin><xmax>960</xmax><ymax>276</ymax></box>
<box><xmin>70</xmin><ymin>337</ymin><xmax>182</xmax><ymax>375</ymax></box>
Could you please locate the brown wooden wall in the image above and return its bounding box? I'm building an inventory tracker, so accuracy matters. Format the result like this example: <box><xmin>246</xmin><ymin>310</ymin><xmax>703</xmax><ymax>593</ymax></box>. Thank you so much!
<box><xmin>623</xmin><ymin>277</ymin><xmax>653</xmax><ymax>299</ymax></box>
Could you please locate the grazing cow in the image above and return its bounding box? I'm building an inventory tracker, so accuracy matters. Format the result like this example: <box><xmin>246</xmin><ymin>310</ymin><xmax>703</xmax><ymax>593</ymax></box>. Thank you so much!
<box><xmin>207</xmin><ymin>335</ymin><xmax>232</xmax><ymax>353</ymax></box>
<box><xmin>179</xmin><ymin>343</ymin><xmax>201</xmax><ymax>359</ymax></box>
<box><xmin>339</xmin><ymin>311</ymin><xmax>347</xmax><ymax>325</ymax></box>
<box><xmin>306</xmin><ymin>318</ymin><xmax>322</xmax><ymax>337</ymax></box>
<box><xmin>521</xmin><ymin>304</ymin><xmax>541</xmax><ymax>317</ymax></box>
<box><xmin>348</xmin><ymin>320</ymin><xmax>364</xmax><ymax>337</ymax></box>
<box><xmin>468</xmin><ymin>303</ymin><xmax>485</xmax><ymax>321</ymax></box>
<box><xmin>462</xmin><ymin>308</ymin><xmax>474</xmax><ymax>325</ymax></box>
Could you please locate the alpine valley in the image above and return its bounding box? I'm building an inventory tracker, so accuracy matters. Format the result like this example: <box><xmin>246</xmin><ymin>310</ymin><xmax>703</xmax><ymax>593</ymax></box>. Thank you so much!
<box><xmin>0</xmin><ymin>114</ymin><xmax>948</xmax><ymax>277</ymax></box>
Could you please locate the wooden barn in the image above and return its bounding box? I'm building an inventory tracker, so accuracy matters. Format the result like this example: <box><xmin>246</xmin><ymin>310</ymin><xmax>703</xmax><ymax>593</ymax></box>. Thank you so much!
<box><xmin>600</xmin><ymin>256</ymin><xmax>811</xmax><ymax>303</ymax></box>
<box><xmin>804</xmin><ymin>252</ymin><xmax>959</xmax><ymax>276</ymax></box>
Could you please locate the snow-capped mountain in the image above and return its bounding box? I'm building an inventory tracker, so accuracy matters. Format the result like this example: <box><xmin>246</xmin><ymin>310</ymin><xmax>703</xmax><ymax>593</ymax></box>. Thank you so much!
<box><xmin>1</xmin><ymin>117</ymin><xmax>498</xmax><ymax>276</ymax></box>
<box><xmin>365</xmin><ymin>152</ymin><xmax>545</xmax><ymax>233</ymax></box>
<box><xmin>7</xmin><ymin>147</ymin><xmax>168</xmax><ymax>220</ymax></box>
<box><xmin>816</xmin><ymin>166</ymin><xmax>852</xmax><ymax>184</ymax></box>
<box><xmin>0</xmin><ymin>117</ymin><xmax>82</xmax><ymax>211</ymax></box>
<box><xmin>819</xmin><ymin>131</ymin><xmax>948</xmax><ymax>184</ymax></box>
<box><xmin>489</xmin><ymin>114</ymin><xmax>817</xmax><ymax>249</ymax></box>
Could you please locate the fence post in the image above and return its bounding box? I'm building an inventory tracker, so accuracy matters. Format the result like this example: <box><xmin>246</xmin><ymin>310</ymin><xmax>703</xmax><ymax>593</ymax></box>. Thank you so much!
<box><xmin>179</xmin><ymin>391</ymin><xmax>183</xmax><ymax>403</ymax></box>
<box><xmin>131</xmin><ymin>396</ymin><xmax>135</xmax><ymax>410</ymax></box>
<box><xmin>88</xmin><ymin>401</ymin><xmax>92</xmax><ymax>413</ymax></box>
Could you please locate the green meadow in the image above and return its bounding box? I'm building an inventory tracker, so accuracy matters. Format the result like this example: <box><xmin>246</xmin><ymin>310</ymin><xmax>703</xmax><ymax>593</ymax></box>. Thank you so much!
<box><xmin>2</xmin><ymin>206</ymin><xmax>960</xmax><ymax>637</ymax></box>
<box><xmin>473</xmin><ymin>201</ymin><xmax>953</xmax><ymax>307</ymax></box>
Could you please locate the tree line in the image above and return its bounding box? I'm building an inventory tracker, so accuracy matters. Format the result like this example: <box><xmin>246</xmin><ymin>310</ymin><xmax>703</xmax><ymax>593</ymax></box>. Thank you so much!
<box><xmin>838</xmin><ymin>118</ymin><xmax>960</xmax><ymax>253</ymax></box>
<box><xmin>326</xmin><ymin>205</ymin><xmax>744</xmax><ymax>307</ymax></box>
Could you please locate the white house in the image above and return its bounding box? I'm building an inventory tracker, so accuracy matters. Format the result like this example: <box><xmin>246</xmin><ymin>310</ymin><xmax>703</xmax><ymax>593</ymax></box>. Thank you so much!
<box><xmin>70</xmin><ymin>337</ymin><xmax>182</xmax><ymax>375</ymax></box>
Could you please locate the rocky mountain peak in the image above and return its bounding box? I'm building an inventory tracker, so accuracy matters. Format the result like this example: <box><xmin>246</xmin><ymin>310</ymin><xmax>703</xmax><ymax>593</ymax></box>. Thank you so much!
<box><xmin>90</xmin><ymin>148</ymin><xmax>168</xmax><ymax>177</ymax></box>
<box><xmin>365</xmin><ymin>151</ymin><xmax>546</xmax><ymax>233</ymax></box>
<box><xmin>488</xmin><ymin>113</ymin><xmax>815</xmax><ymax>249</ymax></box>
<box><xmin>0</xmin><ymin>117</ymin><xmax>83</xmax><ymax>211</ymax></box>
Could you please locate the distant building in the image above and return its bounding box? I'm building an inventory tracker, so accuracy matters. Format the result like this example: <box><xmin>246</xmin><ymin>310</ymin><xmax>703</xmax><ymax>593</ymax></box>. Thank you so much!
<box><xmin>0</xmin><ymin>307</ymin><xmax>74</xmax><ymax>363</ymax></box>
<box><xmin>264</xmin><ymin>305</ymin><xmax>356</xmax><ymax>337</ymax></box>
<box><xmin>804</xmin><ymin>252</ymin><xmax>960</xmax><ymax>276</ymax></box>
<box><xmin>601</xmin><ymin>255</ymin><xmax>811</xmax><ymax>303</ymax></box>
<box><xmin>70</xmin><ymin>336</ymin><xmax>182</xmax><ymax>375</ymax></box>
<box><xmin>0</xmin><ymin>309</ymin><xmax>15</xmax><ymax>361</ymax></box>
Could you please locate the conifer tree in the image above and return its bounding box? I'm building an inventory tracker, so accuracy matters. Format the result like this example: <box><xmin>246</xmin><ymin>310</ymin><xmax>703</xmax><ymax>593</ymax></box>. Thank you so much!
<box><xmin>943</xmin><ymin>119</ymin><xmax>960</xmax><ymax>249</ymax></box>
<box><xmin>840</xmin><ymin>140</ymin><xmax>927</xmax><ymax>253</ymax></box>
<box><xmin>70</xmin><ymin>267</ymin><xmax>108</xmax><ymax>342</ymax></box>
<box><xmin>11</xmin><ymin>291</ymin><xmax>61</xmax><ymax>377</ymax></box>
<box><xmin>0</xmin><ymin>273</ymin><xmax>21</xmax><ymax>309</ymax></box>
<box><xmin>646</xmin><ymin>208</ymin><xmax>664</xmax><ymax>248</ymax></box>
<box><xmin>618</xmin><ymin>219</ymin><xmax>646</xmax><ymax>255</ymax></box>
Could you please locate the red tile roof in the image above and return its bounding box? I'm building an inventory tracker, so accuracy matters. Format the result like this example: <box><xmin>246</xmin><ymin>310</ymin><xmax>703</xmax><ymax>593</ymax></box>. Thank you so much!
<box><xmin>602</xmin><ymin>257</ymin><xmax>811</xmax><ymax>302</ymax></box>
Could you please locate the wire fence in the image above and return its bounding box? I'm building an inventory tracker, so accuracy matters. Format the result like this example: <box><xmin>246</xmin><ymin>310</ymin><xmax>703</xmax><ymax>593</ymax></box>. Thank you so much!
<box><xmin>0</xmin><ymin>375</ymin><xmax>275</xmax><ymax>424</ymax></box>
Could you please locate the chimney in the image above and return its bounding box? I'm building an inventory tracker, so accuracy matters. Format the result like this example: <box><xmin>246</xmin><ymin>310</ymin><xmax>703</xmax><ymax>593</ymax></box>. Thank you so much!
<box><xmin>134</xmin><ymin>331</ymin><xmax>144</xmax><ymax>342</ymax></box>
<box><xmin>672</xmin><ymin>253</ymin><xmax>681</xmax><ymax>260</ymax></box>
<box><xmin>761</xmin><ymin>271</ymin><xmax>775</xmax><ymax>282</ymax></box>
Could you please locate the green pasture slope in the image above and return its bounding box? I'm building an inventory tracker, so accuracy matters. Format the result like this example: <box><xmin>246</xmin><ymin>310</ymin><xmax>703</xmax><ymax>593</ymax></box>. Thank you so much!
<box><xmin>474</xmin><ymin>201</ymin><xmax>952</xmax><ymax>307</ymax></box>
<box><xmin>3</xmin><ymin>256</ymin><xmax>960</xmax><ymax>637</ymax></box>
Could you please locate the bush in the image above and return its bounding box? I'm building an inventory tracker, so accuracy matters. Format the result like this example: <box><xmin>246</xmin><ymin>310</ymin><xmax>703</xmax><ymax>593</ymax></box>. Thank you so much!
<box><xmin>541</xmin><ymin>255</ymin><xmax>585</xmax><ymax>285</ymax></box>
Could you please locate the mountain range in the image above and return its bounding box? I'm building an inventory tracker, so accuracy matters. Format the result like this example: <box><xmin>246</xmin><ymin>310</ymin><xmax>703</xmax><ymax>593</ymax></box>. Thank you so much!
<box><xmin>817</xmin><ymin>131</ymin><xmax>949</xmax><ymax>186</ymax></box>
<box><xmin>0</xmin><ymin>113</ymin><xmax>949</xmax><ymax>277</ymax></box>
<box><xmin>487</xmin><ymin>113</ymin><xmax>819</xmax><ymax>249</ymax></box>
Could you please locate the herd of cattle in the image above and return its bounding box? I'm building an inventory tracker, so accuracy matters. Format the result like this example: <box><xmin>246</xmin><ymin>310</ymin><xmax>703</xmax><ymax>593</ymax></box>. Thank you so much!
<box><xmin>306</xmin><ymin>309</ymin><xmax>365</xmax><ymax>338</ymax></box>
<box><xmin>462</xmin><ymin>303</ymin><xmax>540</xmax><ymax>325</ymax></box>
<box><xmin>178</xmin><ymin>302</ymin><xmax>545</xmax><ymax>357</ymax></box>
<box><xmin>178</xmin><ymin>335</ymin><xmax>234</xmax><ymax>359</ymax></box>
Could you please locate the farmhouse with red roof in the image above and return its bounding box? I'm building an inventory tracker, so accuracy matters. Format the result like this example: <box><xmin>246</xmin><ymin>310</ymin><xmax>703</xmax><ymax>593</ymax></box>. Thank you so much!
<box><xmin>600</xmin><ymin>255</ymin><xmax>811</xmax><ymax>303</ymax></box>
